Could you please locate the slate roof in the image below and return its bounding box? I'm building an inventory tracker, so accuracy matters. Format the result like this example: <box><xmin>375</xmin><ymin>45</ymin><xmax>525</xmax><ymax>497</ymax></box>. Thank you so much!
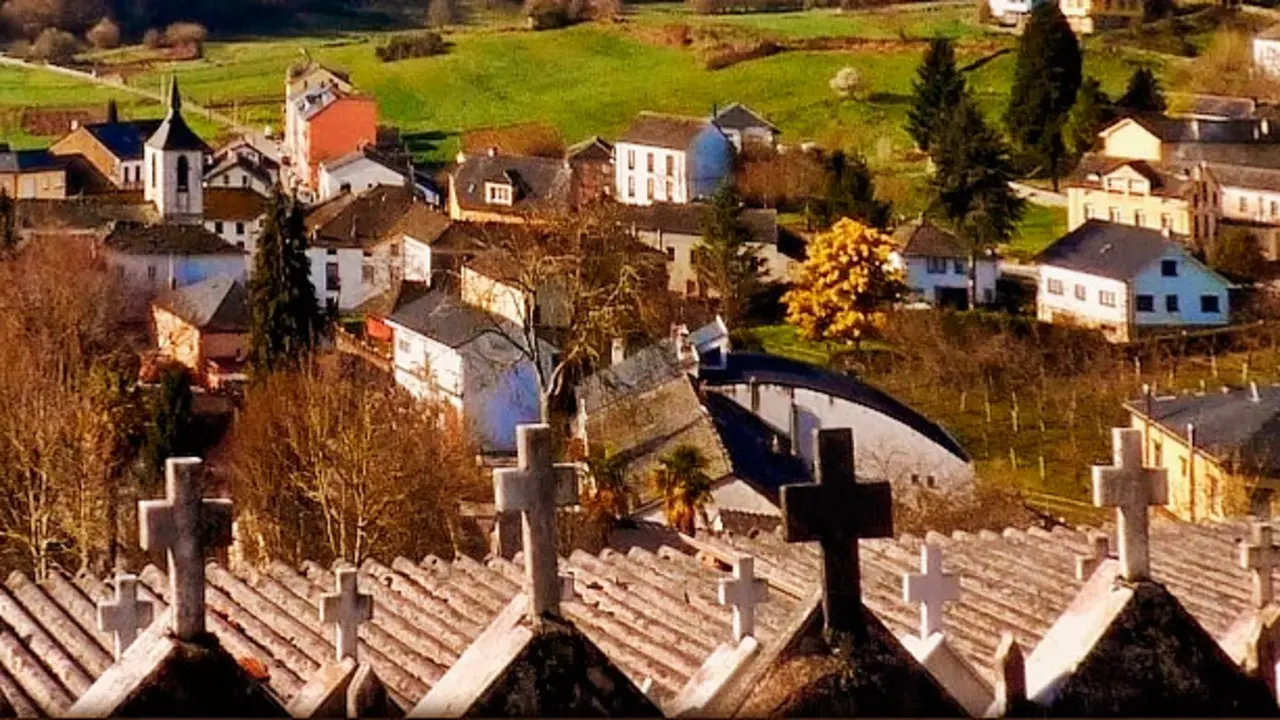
<box><xmin>82</xmin><ymin>120</ymin><xmax>163</xmax><ymax>161</ymax></box>
<box><xmin>1171</xmin><ymin>93</ymin><xmax>1259</xmax><ymax>121</ymax></box>
<box><xmin>146</xmin><ymin>82</ymin><xmax>210</xmax><ymax>153</ymax></box>
<box><xmin>204</xmin><ymin>188</ymin><xmax>268</xmax><ymax>222</ymax></box>
<box><xmin>305</xmin><ymin>185</ymin><xmax>417</xmax><ymax>249</ymax></box>
<box><xmin>577</xmin><ymin>343</ymin><xmax>687</xmax><ymax>415</ymax></box>
<box><xmin>152</xmin><ymin>275</ymin><xmax>249</xmax><ymax>333</ymax></box>
<box><xmin>1034</xmin><ymin>220</ymin><xmax>1179</xmax><ymax>281</ymax></box>
<box><xmin>452</xmin><ymin>154</ymin><xmax>572</xmax><ymax>214</ymax></box>
<box><xmin>702</xmin><ymin>392</ymin><xmax>811</xmax><ymax>503</ymax></box>
<box><xmin>1205</xmin><ymin>163</ymin><xmax>1280</xmax><ymax>193</ymax></box>
<box><xmin>892</xmin><ymin>220</ymin><xmax>971</xmax><ymax>258</ymax></box>
<box><xmin>385</xmin><ymin>289</ymin><xmax>514</xmax><ymax>348</ymax></box>
<box><xmin>1067</xmin><ymin>154</ymin><xmax>1192</xmax><ymax>199</ymax></box>
<box><xmin>621</xmin><ymin>203</ymin><xmax>778</xmax><ymax>246</ymax></box>
<box><xmin>321</xmin><ymin>147</ymin><xmax>404</xmax><ymax>175</ymax></box>
<box><xmin>1126</xmin><ymin>386</ymin><xmax>1280</xmax><ymax>475</ymax></box>
<box><xmin>698</xmin><ymin>352</ymin><xmax>971</xmax><ymax>462</ymax></box>
<box><xmin>103</xmin><ymin>222</ymin><xmax>245</xmax><ymax>255</ymax></box>
<box><xmin>684</xmin><ymin>517</ymin><xmax>1271</xmax><ymax>682</ymax></box>
<box><xmin>0</xmin><ymin>149</ymin><xmax>63</xmax><ymax>173</ymax></box>
<box><xmin>0</xmin><ymin>545</ymin><xmax>809</xmax><ymax>714</ymax></box>
<box><xmin>390</xmin><ymin>203</ymin><xmax>453</xmax><ymax>245</ymax></box>
<box><xmin>710</xmin><ymin>102</ymin><xmax>779</xmax><ymax>134</ymax></box>
<box><xmin>204</xmin><ymin>154</ymin><xmax>274</xmax><ymax>187</ymax></box>
<box><xmin>565</xmin><ymin>136</ymin><xmax>613</xmax><ymax>163</ymax></box>
<box><xmin>1122</xmin><ymin>114</ymin><xmax>1279</xmax><ymax>144</ymax></box>
<box><xmin>617</xmin><ymin>113</ymin><xmax>717</xmax><ymax>151</ymax></box>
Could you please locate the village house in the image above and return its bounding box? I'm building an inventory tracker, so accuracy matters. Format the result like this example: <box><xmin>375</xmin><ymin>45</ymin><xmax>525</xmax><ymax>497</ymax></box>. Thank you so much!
<box><xmin>203</xmin><ymin>188</ymin><xmax>267</xmax><ymax>252</ymax></box>
<box><xmin>1059</xmin><ymin>0</ymin><xmax>1143</xmax><ymax>34</ymax></box>
<box><xmin>621</xmin><ymin>203</ymin><xmax>790</xmax><ymax>297</ymax></box>
<box><xmin>1036</xmin><ymin>221</ymin><xmax>1233</xmax><ymax>342</ymax></box>
<box><xmin>318</xmin><ymin>148</ymin><xmax>409</xmax><ymax>202</ymax></box>
<box><xmin>102</xmin><ymin>222</ymin><xmax>248</xmax><ymax>319</ymax></box>
<box><xmin>1256</xmin><ymin>23</ymin><xmax>1280</xmax><ymax>77</ymax></box>
<box><xmin>614</xmin><ymin>112</ymin><xmax>733</xmax><ymax>206</ymax></box>
<box><xmin>50</xmin><ymin>115</ymin><xmax>162</xmax><ymax>192</ymax></box>
<box><xmin>0</xmin><ymin>146</ymin><xmax>66</xmax><ymax>199</ymax></box>
<box><xmin>1169</xmin><ymin>93</ymin><xmax>1264</xmax><ymax>122</ymax></box>
<box><xmin>447</xmin><ymin>150</ymin><xmax>572</xmax><ymax>223</ymax></box>
<box><xmin>151</xmin><ymin>275</ymin><xmax>250</xmax><ymax>388</ymax></box>
<box><xmin>710</xmin><ymin>103</ymin><xmax>780</xmax><ymax>152</ymax></box>
<box><xmin>890</xmin><ymin>219</ymin><xmax>998</xmax><ymax>308</ymax></box>
<box><xmin>1127</xmin><ymin>384</ymin><xmax>1280</xmax><ymax>521</ymax></box>
<box><xmin>282</xmin><ymin>61</ymin><xmax>376</xmax><ymax>196</ymax></box>
<box><xmin>204</xmin><ymin>136</ymin><xmax>279</xmax><ymax>196</ymax></box>
<box><xmin>304</xmin><ymin>185</ymin><xmax>420</xmax><ymax>314</ymax></box>
<box><xmin>565</xmin><ymin>136</ymin><xmax>614</xmax><ymax>204</ymax></box>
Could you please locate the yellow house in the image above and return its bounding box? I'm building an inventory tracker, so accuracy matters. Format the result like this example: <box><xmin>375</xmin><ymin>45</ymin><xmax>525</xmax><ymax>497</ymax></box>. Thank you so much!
<box><xmin>1060</xmin><ymin>0</ymin><xmax>1144</xmax><ymax>33</ymax></box>
<box><xmin>1126</xmin><ymin>385</ymin><xmax>1280</xmax><ymax>522</ymax></box>
<box><xmin>448</xmin><ymin>152</ymin><xmax>572</xmax><ymax>224</ymax></box>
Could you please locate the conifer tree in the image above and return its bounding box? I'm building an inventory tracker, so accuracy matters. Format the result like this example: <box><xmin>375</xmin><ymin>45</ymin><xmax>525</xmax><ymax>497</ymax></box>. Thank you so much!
<box><xmin>693</xmin><ymin>185</ymin><xmax>764</xmax><ymax>326</ymax></box>
<box><xmin>819</xmin><ymin>150</ymin><xmax>891</xmax><ymax>230</ymax></box>
<box><xmin>1005</xmin><ymin>2</ymin><xmax>1082</xmax><ymax>189</ymax></box>
<box><xmin>1118</xmin><ymin>67</ymin><xmax>1167</xmax><ymax>113</ymax></box>
<box><xmin>1064</xmin><ymin>77</ymin><xmax>1113</xmax><ymax>162</ymax></box>
<box><xmin>907</xmin><ymin>37</ymin><xmax>967</xmax><ymax>154</ymax></box>
<box><xmin>249</xmin><ymin>188</ymin><xmax>321</xmax><ymax>376</ymax></box>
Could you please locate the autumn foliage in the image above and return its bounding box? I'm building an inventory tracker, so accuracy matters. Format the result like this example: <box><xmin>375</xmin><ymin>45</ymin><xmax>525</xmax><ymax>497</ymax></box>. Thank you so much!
<box><xmin>783</xmin><ymin>218</ymin><xmax>906</xmax><ymax>343</ymax></box>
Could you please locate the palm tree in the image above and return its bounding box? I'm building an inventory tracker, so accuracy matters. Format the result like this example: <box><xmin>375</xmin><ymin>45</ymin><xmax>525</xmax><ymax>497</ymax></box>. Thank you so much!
<box><xmin>649</xmin><ymin>445</ymin><xmax>714</xmax><ymax>535</ymax></box>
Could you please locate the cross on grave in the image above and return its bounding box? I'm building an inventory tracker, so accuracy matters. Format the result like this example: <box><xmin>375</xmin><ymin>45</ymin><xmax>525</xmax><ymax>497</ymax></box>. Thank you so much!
<box><xmin>1074</xmin><ymin>532</ymin><xmax>1112</xmax><ymax>581</ymax></box>
<box><xmin>780</xmin><ymin>428</ymin><xmax>892</xmax><ymax>635</ymax></box>
<box><xmin>718</xmin><ymin>555</ymin><xmax>769</xmax><ymax>643</ymax></box>
<box><xmin>139</xmin><ymin>457</ymin><xmax>233</xmax><ymax>641</ymax></box>
<box><xmin>1241</xmin><ymin>522</ymin><xmax>1280</xmax><ymax>608</ymax></box>
<box><xmin>494</xmin><ymin>423</ymin><xmax>580</xmax><ymax>619</ymax></box>
<box><xmin>902</xmin><ymin>544</ymin><xmax>960</xmax><ymax>640</ymax></box>
<box><xmin>97</xmin><ymin>573</ymin><xmax>155</xmax><ymax>660</ymax></box>
<box><xmin>320</xmin><ymin>568</ymin><xmax>373</xmax><ymax>662</ymax></box>
<box><xmin>1092</xmin><ymin>428</ymin><xmax>1168</xmax><ymax>582</ymax></box>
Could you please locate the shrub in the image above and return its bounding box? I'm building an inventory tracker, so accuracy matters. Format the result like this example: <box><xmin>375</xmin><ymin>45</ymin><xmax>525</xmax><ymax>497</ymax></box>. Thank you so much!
<box><xmin>27</xmin><ymin>27</ymin><xmax>80</xmax><ymax>63</ymax></box>
<box><xmin>85</xmin><ymin>17</ymin><xmax>120</xmax><ymax>49</ymax></box>
<box><xmin>426</xmin><ymin>0</ymin><xmax>460</xmax><ymax>27</ymax></box>
<box><xmin>703</xmin><ymin>39</ymin><xmax>781</xmax><ymax>70</ymax></box>
<box><xmin>830</xmin><ymin>66</ymin><xmax>862</xmax><ymax>99</ymax></box>
<box><xmin>163</xmin><ymin>21</ymin><xmax>208</xmax><ymax>51</ymax></box>
<box><xmin>374</xmin><ymin>31</ymin><xmax>448</xmax><ymax>62</ymax></box>
<box><xmin>525</xmin><ymin>0</ymin><xmax>579</xmax><ymax>29</ymax></box>
<box><xmin>1208</xmin><ymin>227</ymin><xmax>1265</xmax><ymax>284</ymax></box>
<box><xmin>141</xmin><ymin>27</ymin><xmax>162</xmax><ymax>48</ymax></box>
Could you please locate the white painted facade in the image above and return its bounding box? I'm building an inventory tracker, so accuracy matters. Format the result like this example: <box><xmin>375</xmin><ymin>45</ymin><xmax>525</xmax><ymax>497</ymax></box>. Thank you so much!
<box><xmin>204</xmin><ymin>217</ymin><xmax>264</xmax><ymax>254</ymax></box>
<box><xmin>107</xmin><ymin>251</ymin><xmax>248</xmax><ymax>319</ymax></box>
<box><xmin>318</xmin><ymin>156</ymin><xmax>406</xmax><ymax>201</ymax></box>
<box><xmin>144</xmin><ymin>144</ymin><xmax>203</xmax><ymax>220</ymax></box>
<box><xmin>206</xmin><ymin>164</ymin><xmax>273</xmax><ymax>196</ymax></box>
<box><xmin>403</xmin><ymin>236</ymin><xmax>433</xmax><ymax>284</ymax></box>
<box><xmin>1255</xmin><ymin>35</ymin><xmax>1280</xmax><ymax>78</ymax></box>
<box><xmin>119</xmin><ymin>160</ymin><xmax>144</xmax><ymax>188</ymax></box>
<box><xmin>891</xmin><ymin>252</ymin><xmax>999</xmax><ymax>307</ymax></box>
<box><xmin>307</xmin><ymin>240</ymin><xmax>396</xmax><ymax>313</ymax></box>
<box><xmin>615</xmin><ymin>128</ymin><xmax>733</xmax><ymax>207</ymax></box>
<box><xmin>636</xmin><ymin>227</ymin><xmax>793</xmax><ymax>296</ymax></box>
<box><xmin>1037</xmin><ymin>251</ymin><xmax>1232</xmax><ymax>342</ymax></box>
<box><xmin>707</xmin><ymin>383</ymin><xmax>974</xmax><ymax>495</ymax></box>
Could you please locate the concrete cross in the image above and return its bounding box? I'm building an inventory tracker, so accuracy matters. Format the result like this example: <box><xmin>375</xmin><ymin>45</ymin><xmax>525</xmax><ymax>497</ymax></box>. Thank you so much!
<box><xmin>718</xmin><ymin>555</ymin><xmax>769</xmax><ymax>643</ymax></box>
<box><xmin>1074</xmin><ymin>532</ymin><xmax>1112</xmax><ymax>581</ymax></box>
<box><xmin>494</xmin><ymin>423</ymin><xmax>580</xmax><ymax>620</ymax></box>
<box><xmin>139</xmin><ymin>457</ymin><xmax>233</xmax><ymax>640</ymax></box>
<box><xmin>902</xmin><ymin>544</ymin><xmax>960</xmax><ymax>640</ymax></box>
<box><xmin>780</xmin><ymin>428</ymin><xmax>892</xmax><ymax>635</ymax></box>
<box><xmin>1092</xmin><ymin>428</ymin><xmax>1168</xmax><ymax>582</ymax></box>
<box><xmin>1241</xmin><ymin>522</ymin><xmax>1280</xmax><ymax>608</ymax></box>
<box><xmin>97</xmin><ymin>573</ymin><xmax>155</xmax><ymax>660</ymax></box>
<box><xmin>320</xmin><ymin>568</ymin><xmax>373</xmax><ymax>662</ymax></box>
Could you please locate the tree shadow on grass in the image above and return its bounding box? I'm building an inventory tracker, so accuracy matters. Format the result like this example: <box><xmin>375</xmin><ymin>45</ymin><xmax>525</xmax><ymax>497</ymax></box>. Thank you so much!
<box><xmin>402</xmin><ymin>129</ymin><xmax>458</xmax><ymax>168</ymax></box>
<box><xmin>866</xmin><ymin>91</ymin><xmax>912</xmax><ymax>105</ymax></box>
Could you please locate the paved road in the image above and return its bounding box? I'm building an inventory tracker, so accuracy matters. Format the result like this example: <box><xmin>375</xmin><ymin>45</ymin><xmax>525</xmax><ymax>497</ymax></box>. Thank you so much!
<box><xmin>1010</xmin><ymin>181</ymin><xmax>1067</xmax><ymax>208</ymax></box>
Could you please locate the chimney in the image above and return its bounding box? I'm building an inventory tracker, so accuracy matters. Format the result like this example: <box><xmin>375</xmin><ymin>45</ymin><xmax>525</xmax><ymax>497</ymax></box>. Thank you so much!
<box><xmin>611</xmin><ymin>337</ymin><xmax>625</xmax><ymax>366</ymax></box>
<box><xmin>1251</xmin><ymin>381</ymin><xmax>1261</xmax><ymax>403</ymax></box>
<box><xmin>788</xmin><ymin>401</ymin><xmax>801</xmax><ymax>457</ymax></box>
<box><xmin>70</xmin><ymin>119</ymin><xmax>79</xmax><ymax>131</ymax></box>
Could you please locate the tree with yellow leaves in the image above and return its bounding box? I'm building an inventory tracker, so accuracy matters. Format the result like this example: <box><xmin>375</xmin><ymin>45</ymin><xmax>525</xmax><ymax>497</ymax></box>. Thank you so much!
<box><xmin>783</xmin><ymin>218</ymin><xmax>907</xmax><ymax>344</ymax></box>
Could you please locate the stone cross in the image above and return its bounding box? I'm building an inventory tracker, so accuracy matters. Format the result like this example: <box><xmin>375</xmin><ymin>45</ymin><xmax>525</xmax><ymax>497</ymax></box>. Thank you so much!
<box><xmin>320</xmin><ymin>568</ymin><xmax>373</xmax><ymax>662</ymax></box>
<box><xmin>139</xmin><ymin>457</ymin><xmax>233</xmax><ymax>641</ymax></box>
<box><xmin>718</xmin><ymin>555</ymin><xmax>769</xmax><ymax>643</ymax></box>
<box><xmin>1074</xmin><ymin>532</ymin><xmax>1112</xmax><ymax>581</ymax></box>
<box><xmin>97</xmin><ymin>573</ymin><xmax>155</xmax><ymax>660</ymax></box>
<box><xmin>494</xmin><ymin>423</ymin><xmax>580</xmax><ymax>619</ymax></box>
<box><xmin>902</xmin><ymin>544</ymin><xmax>960</xmax><ymax>640</ymax></box>
<box><xmin>1092</xmin><ymin>428</ymin><xmax>1168</xmax><ymax>582</ymax></box>
<box><xmin>1241</xmin><ymin>523</ymin><xmax>1280</xmax><ymax>608</ymax></box>
<box><xmin>780</xmin><ymin>428</ymin><xmax>892</xmax><ymax>635</ymax></box>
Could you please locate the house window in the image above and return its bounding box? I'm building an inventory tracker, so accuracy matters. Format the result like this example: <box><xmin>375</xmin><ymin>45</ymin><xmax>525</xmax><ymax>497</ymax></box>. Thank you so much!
<box><xmin>1161</xmin><ymin>214</ymin><xmax>1172</xmax><ymax>230</ymax></box>
<box><xmin>1074</xmin><ymin>284</ymin><xmax>1086</xmax><ymax>301</ymax></box>
<box><xmin>222</xmin><ymin>174</ymin><xmax>230</xmax><ymax>186</ymax></box>
<box><xmin>326</xmin><ymin>248</ymin><xmax>337</xmax><ymax>256</ymax></box>
<box><xmin>1134</xmin><ymin>210</ymin><xmax>1145</xmax><ymax>227</ymax></box>
<box><xmin>1180</xmin><ymin>457</ymin><xmax>1188</xmax><ymax>477</ymax></box>
<box><xmin>647</xmin><ymin>178</ymin><xmax>655</xmax><ymax>201</ymax></box>
<box><xmin>362</xmin><ymin>264</ymin><xmax>374</xmax><ymax>284</ymax></box>
<box><xmin>1047</xmin><ymin>278</ymin><xmax>1064</xmax><ymax>295</ymax></box>
<box><xmin>1241</xmin><ymin>196</ymin><xmax>1249</xmax><ymax>213</ymax></box>
<box><xmin>325</xmin><ymin>262</ymin><xmax>340</xmax><ymax>291</ymax></box>
<box><xmin>236</xmin><ymin>222</ymin><xmax>245</xmax><ymax>235</ymax></box>
<box><xmin>926</xmin><ymin>257</ymin><xmax>947</xmax><ymax>274</ymax></box>
<box><xmin>236</xmin><ymin>241</ymin><xmax>245</xmax><ymax>250</ymax></box>
<box><xmin>147</xmin><ymin>265</ymin><xmax>157</xmax><ymax>281</ymax></box>
<box><xmin>1201</xmin><ymin>294</ymin><xmax>1221</xmax><ymax>313</ymax></box>
<box><xmin>627</xmin><ymin>150</ymin><xmax>635</xmax><ymax>170</ymax></box>
<box><xmin>665</xmin><ymin>247</ymin><xmax>675</xmax><ymax>261</ymax></box>
<box><xmin>1136</xmin><ymin>294</ymin><xmax>1154</xmax><ymax>312</ymax></box>
<box><xmin>150</xmin><ymin>156</ymin><xmax>156</xmax><ymax>188</ymax></box>
<box><xmin>176</xmin><ymin>156</ymin><xmax>190</xmax><ymax>192</ymax></box>
<box><xmin>1161</xmin><ymin>259</ymin><xmax>1178</xmax><ymax>277</ymax></box>
<box><xmin>926</xmin><ymin>475</ymin><xmax>937</xmax><ymax>488</ymax></box>
<box><xmin>1099</xmin><ymin>290</ymin><xmax>1117</xmax><ymax>307</ymax></box>
<box><xmin>686</xmin><ymin>279</ymin><xmax>698</xmax><ymax>296</ymax></box>
<box><xmin>1166</xmin><ymin>294</ymin><xmax>1180</xmax><ymax>312</ymax></box>
<box><xmin>647</xmin><ymin>153</ymin><xmax>654</xmax><ymax>173</ymax></box>
<box><xmin>1151</xmin><ymin>439</ymin><xmax>1162</xmax><ymax>465</ymax></box>
<box><xmin>1109</xmin><ymin>207</ymin><xmax>1121</xmax><ymax>222</ymax></box>
<box><xmin>953</xmin><ymin>258</ymin><xmax>966</xmax><ymax>274</ymax></box>
<box><xmin>665</xmin><ymin>179</ymin><xmax>674</xmax><ymax>199</ymax></box>
<box><xmin>241</xmin><ymin>175</ymin><xmax>250</xmax><ymax>188</ymax></box>
<box><xmin>627</xmin><ymin>177</ymin><xmax>635</xmax><ymax>198</ymax></box>
<box><xmin>398</xmin><ymin>338</ymin><xmax>411</xmax><ymax>353</ymax></box>
<box><xmin>486</xmin><ymin>183</ymin><xmax>512</xmax><ymax>205</ymax></box>
<box><xmin>911</xmin><ymin>474</ymin><xmax>920</xmax><ymax>485</ymax></box>
<box><xmin>665</xmin><ymin>155</ymin><xmax>675</xmax><ymax>177</ymax></box>
<box><xmin>215</xmin><ymin>221</ymin><xmax>224</xmax><ymax>234</ymax></box>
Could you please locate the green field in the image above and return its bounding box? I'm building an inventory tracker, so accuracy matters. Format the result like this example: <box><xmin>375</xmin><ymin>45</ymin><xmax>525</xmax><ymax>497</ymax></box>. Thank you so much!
<box><xmin>1004</xmin><ymin>203</ymin><xmax>1067</xmax><ymax>260</ymax></box>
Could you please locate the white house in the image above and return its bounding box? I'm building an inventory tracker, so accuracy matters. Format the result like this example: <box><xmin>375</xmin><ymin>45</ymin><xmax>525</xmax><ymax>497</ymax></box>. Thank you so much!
<box><xmin>386</xmin><ymin>289</ymin><xmax>556</xmax><ymax>454</ymax></box>
<box><xmin>710</xmin><ymin>103</ymin><xmax>780</xmax><ymax>153</ymax></box>
<box><xmin>203</xmin><ymin>188</ymin><xmax>268</xmax><ymax>254</ymax></box>
<box><xmin>101</xmin><ymin>222</ymin><xmax>248</xmax><ymax>321</ymax></box>
<box><xmin>205</xmin><ymin>138</ymin><xmax>279</xmax><ymax>197</ymax></box>
<box><xmin>890</xmin><ymin>220</ymin><xmax>998</xmax><ymax>308</ymax></box>
<box><xmin>318</xmin><ymin>150</ymin><xmax>408</xmax><ymax>202</ymax></box>
<box><xmin>986</xmin><ymin>0</ymin><xmax>1049</xmax><ymax>25</ymax></box>
<box><xmin>1257</xmin><ymin>25</ymin><xmax>1280</xmax><ymax>78</ymax></box>
<box><xmin>1036</xmin><ymin>221</ymin><xmax>1234</xmax><ymax>342</ymax></box>
<box><xmin>614</xmin><ymin>112</ymin><xmax>733</xmax><ymax>206</ymax></box>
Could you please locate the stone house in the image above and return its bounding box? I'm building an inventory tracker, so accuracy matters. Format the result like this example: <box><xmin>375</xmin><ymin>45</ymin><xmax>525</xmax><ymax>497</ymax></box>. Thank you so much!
<box><xmin>710</xmin><ymin>103</ymin><xmax>780</xmax><ymax>152</ymax></box>
<box><xmin>890</xmin><ymin>220</ymin><xmax>998</xmax><ymax>308</ymax></box>
<box><xmin>0</xmin><ymin>147</ymin><xmax>66</xmax><ymax>199</ymax></box>
<box><xmin>50</xmin><ymin>117</ymin><xmax>162</xmax><ymax>192</ymax></box>
<box><xmin>614</xmin><ymin>112</ymin><xmax>733</xmax><ymax>206</ymax></box>
<box><xmin>1256</xmin><ymin>24</ymin><xmax>1280</xmax><ymax>77</ymax></box>
<box><xmin>565</xmin><ymin>136</ymin><xmax>614</xmax><ymax>204</ymax></box>
<box><xmin>151</xmin><ymin>275</ymin><xmax>250</xmax><ymax>387</ymax></box>
<box><xmin>1035</xmin><ymin>221</ymin><xmax>1233</xmax><ymax>342</ymax></box>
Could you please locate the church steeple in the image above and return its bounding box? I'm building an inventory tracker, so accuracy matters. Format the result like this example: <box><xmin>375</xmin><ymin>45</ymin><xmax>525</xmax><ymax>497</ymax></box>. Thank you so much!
<box><xmin>167</xmin><ymin>77</ymin><xmax>182</xmax><ymax>115</ymax></box>
<box><xmin>144</xmin><ymin>75</ymin><xmax>208</xmax><ymax>221</ymax></box>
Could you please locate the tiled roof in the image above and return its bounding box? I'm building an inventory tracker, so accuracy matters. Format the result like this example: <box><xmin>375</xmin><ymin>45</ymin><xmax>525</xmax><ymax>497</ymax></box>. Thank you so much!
<box><xmin>621</xmin><ymin>203</ymin><xmax>778</xmax><ymax>246</ymax></box>
<box><xmin>0</xmin><ymin>544</ymin><xmax>808</xmax><ymax>714</ymax></box>
<box><xmin>152</xmin><ymin>275</ymin><xmax>249</xmax><ymax>332</ymax></box>
<box><xmin>684</xmin><ymin>517</ymin><xmax>1267</xmax><ymax>681</ymax></box>
<box><xmin>204</xmin><ymin>188</ymin><xmax>268</xmax><ymax>222</ymax></box>
<box><xmin>710</xmin><ymin>103</ymin><xmax>779</xmax><ymax>134</ymax></box>
<box><xmin>892</xmin><ymin>220</ymin><xmax>971</xmax><ymax>258</ymax></box>
<box><xmin>452</xmin><ymin>154</ymin><xmax>571</xmax><ymax>214</ymax></box>
<box><xmin>1034</xmin><ymin>220</ymin><xmax>1181</xmax><ymax>281</ymax></box>
<box><xmin>103</xmin><ymin>222</ymin><xmax>244</xmax><ymax>256</ymax></box>
<box><xmin>1126</xmin><ymin>385</ymin><xmax>1280</xmax><ymax>474</ymax></box>
<box><xmin>617</xmin><ymin>113</ymin><xmax>717</xmax><ymax>151</ymax></box>
<box><xmin>305</xmin><ymin>185</ymin><xmax>417</xmax><ymax>249</ymax></box>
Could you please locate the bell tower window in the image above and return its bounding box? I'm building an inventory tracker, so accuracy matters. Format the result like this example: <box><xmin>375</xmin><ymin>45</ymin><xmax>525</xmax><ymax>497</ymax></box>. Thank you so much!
<box><xmin>177</xmin><ymin>156</ymin><xmax>190</xmax><ymax>192</ymax></box>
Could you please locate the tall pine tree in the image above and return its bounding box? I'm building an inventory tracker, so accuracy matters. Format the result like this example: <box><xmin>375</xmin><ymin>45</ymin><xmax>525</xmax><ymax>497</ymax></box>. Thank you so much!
<box><xmin>1064</xmin><ymin>77</ymin><xmax>1113</xmax><ymax>163</ymax></box>
<box><xmin>907</xmin><ymin>37</ymin><xmax>967</xmax><ymax>154</ymax></box>
<box><xmin>1005</xmin><ymin>2</ymin><xmax>1082</xmax><ymax>189</ymax></box>
<box><xmin>819</xmin><ymin>150</ymin><xmax>891</xmax><ymax>229</ymax></box>
<box><xmin>693</xmin><ymin>185</ymin><xmax>764</xmax><ymax>326</ymax></box>
<box><xmin>933</xmin><ymin>98</ymin><xmax>1025</xmax><ymax>306</ymax></box>
<box><xmin>249</xmin><ymin>188</ymin><xmax>322</xmax><ymax>375</ymax></box>
<box><xmin>1117</xmin><ymin>67</ymin><xmax>1166</xmax><ymax>113</ymax></box>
